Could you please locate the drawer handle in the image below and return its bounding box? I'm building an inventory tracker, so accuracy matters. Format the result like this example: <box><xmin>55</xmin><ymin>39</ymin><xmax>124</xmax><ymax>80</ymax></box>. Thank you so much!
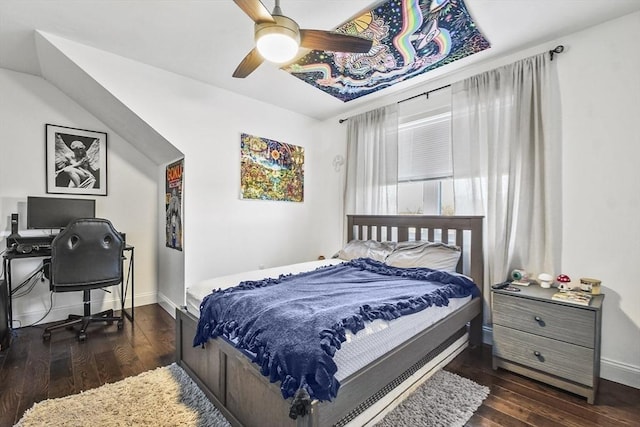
<box><xmin>534</xmin><ymin>316</ymin><xmax>545</xmax><ymax>326</ymax></box>
<box><xmin>533</xmin><ymin>350</ymin><xmax>545</xmax><ymax>362</ymax></box>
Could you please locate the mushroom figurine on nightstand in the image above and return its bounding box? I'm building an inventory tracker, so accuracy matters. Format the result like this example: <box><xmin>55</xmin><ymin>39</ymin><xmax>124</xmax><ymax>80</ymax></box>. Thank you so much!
<box><xmin>556</xmin><ymin>274</ymin><xmax>572</xmax><ymax>291</ymax></box>
<box><xmin>538</xmin><ymin>273</ymin><xmax>554</xmax><ymax>288</ymax></box>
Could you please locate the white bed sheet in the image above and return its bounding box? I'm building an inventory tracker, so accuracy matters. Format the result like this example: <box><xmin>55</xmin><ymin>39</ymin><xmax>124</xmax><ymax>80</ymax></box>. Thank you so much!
<box><xmin>185</xmin><ymin>259</ymin><xmax>471</xmax><ymax>380</ymax></box>
<box><xmin>185</xmin><ymin>259</ymin><xmax>345</xmax><ymax>315</ymax></box>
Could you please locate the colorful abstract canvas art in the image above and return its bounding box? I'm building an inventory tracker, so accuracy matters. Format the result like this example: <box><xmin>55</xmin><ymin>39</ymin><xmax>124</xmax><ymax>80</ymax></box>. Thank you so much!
<box><xmin>285</xmin><ymin>0</ymin><xmax>490</xmax><ymax>102</ymax></box>
<box><xmin>240</xmin><ymin>133</ymin><xmax>304</xmax><ymax>202</ymax></box>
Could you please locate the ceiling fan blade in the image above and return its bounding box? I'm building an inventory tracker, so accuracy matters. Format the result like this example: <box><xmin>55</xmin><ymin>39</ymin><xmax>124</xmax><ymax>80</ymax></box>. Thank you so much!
<box><xmin>233</xmin><ymin>48</ymin><xmax>264</xmax><ymax>78</ymax></box>
<box><xmin>300</xmin><ymin>29</ymin><xmax>373</xmax><ymax>53</ymax></box>
<box><xmin>233</xmin><ymin>0</ymin><xmax>275</xmax><ymax>24</ymax></box>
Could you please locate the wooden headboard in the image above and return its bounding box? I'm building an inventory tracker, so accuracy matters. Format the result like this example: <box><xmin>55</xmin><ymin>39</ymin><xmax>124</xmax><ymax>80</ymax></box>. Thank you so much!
<box><xmin>347</xmin><ymin>215</ymin><xmax>484</xmax><ymax>290</ymax></box>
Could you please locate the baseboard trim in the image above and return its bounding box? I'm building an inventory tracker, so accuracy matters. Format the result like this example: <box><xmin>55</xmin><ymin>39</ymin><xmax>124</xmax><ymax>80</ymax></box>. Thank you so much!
<box><xmin>482</xmin><ymin>324</ymin><xmax>492</xmax><ymax>345</ymax></box>
<box><xmin>601</xmin><ymin>357</ymin><xmax>640</xmax><ymax>389</ymax></box>
<box><xmin>10</xmin><ymin>291</ymin><xmax>157</xmax><ymax>329</ymax></box>
<box><xmin>156</xmin><ymin>292</ymin><xmax>178</xmax><ymax>319</ymax></box>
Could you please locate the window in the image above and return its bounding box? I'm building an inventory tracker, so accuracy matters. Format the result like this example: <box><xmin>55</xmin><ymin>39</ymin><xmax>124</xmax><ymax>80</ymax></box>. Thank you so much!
<box><xmin>397</xmin><ymin>88</ymin><xmax>454</xmax><ymax>215</ymax></box>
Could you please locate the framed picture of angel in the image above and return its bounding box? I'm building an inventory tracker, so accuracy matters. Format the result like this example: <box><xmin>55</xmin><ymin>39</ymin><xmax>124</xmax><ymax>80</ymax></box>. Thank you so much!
<box><xmin>45</xmin><ymin>124</ymin><xmax>108</xmax><ymax>196</ymax></box>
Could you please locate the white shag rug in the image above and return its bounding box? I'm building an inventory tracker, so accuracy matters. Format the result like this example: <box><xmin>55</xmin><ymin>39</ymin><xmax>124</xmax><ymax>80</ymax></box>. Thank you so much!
<box><xmin>15</xmin><ymin>363</ymin><xmax>230</xmax><ymax>427</ymax></box>
<box><xmin>374</xmin><ymin>369</ymin><xmax>490</xmax><ymax>427</ymax></box>
<box><xmin>16</xmin><ymin>364</ymin><xmax>488</xmax><ymax>427</ymax></box>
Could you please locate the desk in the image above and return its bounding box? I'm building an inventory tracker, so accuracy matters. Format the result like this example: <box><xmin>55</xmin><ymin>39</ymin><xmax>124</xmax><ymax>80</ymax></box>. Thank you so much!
<box><xmin>2</xmin><ymin>245</ymin><xmax>135</xmax><ymax>328</ymax></box>
<box><xmin>2</xmin><ymin>249</ymin><xmax>50</xmax><ymax>328</ymax></box>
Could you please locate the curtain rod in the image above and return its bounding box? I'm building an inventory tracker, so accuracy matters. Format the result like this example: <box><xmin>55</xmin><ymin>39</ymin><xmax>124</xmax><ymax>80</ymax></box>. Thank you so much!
<box><xmin>338</xmin><ymin>44</ymin><xmax>565</xmax><ymax>124</ymax></box>
<box><xmin>338</xmin><ymin>84</ymin><xmax>450</xmax><ymax>124</ymax></box>
<box><xmin>549</xmin><ymin>44</ymin><xmax>565</xmax><ymax>60</ymax></box>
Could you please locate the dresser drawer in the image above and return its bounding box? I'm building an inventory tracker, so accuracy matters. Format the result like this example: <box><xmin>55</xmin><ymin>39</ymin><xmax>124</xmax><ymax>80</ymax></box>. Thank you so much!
<box><xmin>493</xmin><ymin>325</ymin><xmax>594</xmax><ymax>386</ymax></box>
<box><xmin>493</xmin><ymin>293</ymin><xmax>595</xmax><ymax>347</ymax></box>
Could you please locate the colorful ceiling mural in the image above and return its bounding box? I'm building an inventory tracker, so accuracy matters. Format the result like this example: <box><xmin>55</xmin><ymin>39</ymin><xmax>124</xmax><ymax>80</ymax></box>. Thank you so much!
<box><xmin>284</xmin><ymin>0</ymin><xmax>490</xmax><ymax>102</ymax></box>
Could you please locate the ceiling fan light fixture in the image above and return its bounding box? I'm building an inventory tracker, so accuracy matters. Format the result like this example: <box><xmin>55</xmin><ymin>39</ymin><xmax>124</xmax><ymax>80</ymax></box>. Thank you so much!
<box><xmin>255</xmin><ymin>15</ymin><xmax>300</xmax><ymax>63</ymax></box>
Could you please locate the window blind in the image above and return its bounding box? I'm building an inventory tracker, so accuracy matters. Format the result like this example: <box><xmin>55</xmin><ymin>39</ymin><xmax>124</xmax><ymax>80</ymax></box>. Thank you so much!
<box><xmin>398</xmin><ymin>112</ymin><xmax>452</xmax><ymax>182</ymax></box>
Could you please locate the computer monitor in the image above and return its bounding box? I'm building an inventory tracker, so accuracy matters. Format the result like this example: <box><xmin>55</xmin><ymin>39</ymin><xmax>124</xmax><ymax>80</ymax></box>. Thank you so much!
<box><xmin>27</xmin><ymin>196</ymin><xmax>96</xmax><ymax>230</ymax></box>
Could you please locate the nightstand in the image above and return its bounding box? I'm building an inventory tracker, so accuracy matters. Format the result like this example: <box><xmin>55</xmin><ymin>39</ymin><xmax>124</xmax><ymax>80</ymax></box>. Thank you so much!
<box><xmin>491</xmin><ymin>285</ymin><xmax>604</xmax><ymax>404</ymax></box>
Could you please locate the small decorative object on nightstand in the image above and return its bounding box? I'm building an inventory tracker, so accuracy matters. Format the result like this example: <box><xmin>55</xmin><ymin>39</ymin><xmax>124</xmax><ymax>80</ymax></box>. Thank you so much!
<box><xmin>556</xmin><ymin>274</ymin><xmax>572</xmax><ymax>291</ymax></box>
<box><xmin>537</xmin><ymin>272</ymin><xmax>554</xmax><ymax>288</ymax></box>
<box><xmin>491</xmin><ymin>285</ymin><xmax>604</xmax><ymax>404</ymax></box>
<box><xmin>580</xmin><ymin>277</ymin><xmax>602</xmax><ymax>294</ymax></box>
<box><xmin>511</xmin><ymin>269</ymin><xmax>532</xmax><ymax>286</ymax></box>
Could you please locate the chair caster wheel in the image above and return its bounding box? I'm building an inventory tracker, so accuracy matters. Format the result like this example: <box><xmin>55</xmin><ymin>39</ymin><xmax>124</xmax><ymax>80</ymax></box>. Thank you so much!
<box><xmin>117</xmin><ymin>320</ymin><xmax>124</xmax><ymax>330</ymax></box>
<box><xmin>77</xmin><ymin>333</ymin><xmax>87</xmax><ymax>342</ymax></box>
<box><xmin>43</xmin><ymin>332</ymin><xmax>51</xmax><ymax>341</ymax></box>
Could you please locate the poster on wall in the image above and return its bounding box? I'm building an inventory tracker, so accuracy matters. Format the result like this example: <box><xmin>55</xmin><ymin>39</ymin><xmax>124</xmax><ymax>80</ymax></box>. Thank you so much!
<box><xmin>165</xmin><ymin>159</ymin><xmax>184</xmax><ymax>251</ymax></box>
<box><xmin>240</xmin><ymin>133</ymin><xmax>304</xmax><ymax>202</ymax></box>
<box><xmin>46</xmin><ymin>124</ymin><xmax>108</xmax><ymax>196</ymax></box>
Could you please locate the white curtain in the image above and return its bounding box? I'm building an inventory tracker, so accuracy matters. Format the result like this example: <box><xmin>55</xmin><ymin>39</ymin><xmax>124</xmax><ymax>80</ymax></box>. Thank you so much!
<box><xmin>345</xmin><ymin>105</ymin><xmax>399</xmax><ymax>214</ymax></box>
<box><xmin>452</xmin><ymin>52</ymin><xmax>562</xmax><ymax>296</ymax></box>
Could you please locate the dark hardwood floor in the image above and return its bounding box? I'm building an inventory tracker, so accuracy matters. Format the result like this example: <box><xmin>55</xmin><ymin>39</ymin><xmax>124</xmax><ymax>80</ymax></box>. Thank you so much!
<box><xmin>0</xmin><ymin>304</ymin><xmax>175</xmax><ymax>426</ymax></box>
<box><xmin>446</xmin><ymin>344</ymin><xmax>640</xmax><ymax>427</ymax></box>
<box><xmin>1</xmin><ymin>304</ymin><xmax>638</xmax><ymax>426</ymax></box>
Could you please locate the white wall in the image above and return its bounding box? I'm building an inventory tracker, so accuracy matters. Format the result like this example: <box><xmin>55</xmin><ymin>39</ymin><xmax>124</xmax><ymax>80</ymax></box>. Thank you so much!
<box><xmin>0</xmin><ymin>68</ymin><xmax>159</xmax><ymax>327</ymax></box>
<box><xmin>32</xmin><ymin>35</ymin><xmax>346</xmax><ymax>313</ymax></box>
<box><xmin>320</xmin><ymin>11</ymin><xmax>640</xmax><ymax>388</ymax></box>
<box><xmin>558</xmin><ymin>11</ymin><xmax>640</xmax><ymax>388</ymax></box>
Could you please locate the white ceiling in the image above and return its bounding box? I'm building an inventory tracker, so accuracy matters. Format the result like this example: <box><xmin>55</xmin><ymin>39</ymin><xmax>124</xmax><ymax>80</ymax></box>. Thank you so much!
<box><xmin>2</xmin><ymin>0</ymin><xmax>640</xmax><ymax>120</ymax></box>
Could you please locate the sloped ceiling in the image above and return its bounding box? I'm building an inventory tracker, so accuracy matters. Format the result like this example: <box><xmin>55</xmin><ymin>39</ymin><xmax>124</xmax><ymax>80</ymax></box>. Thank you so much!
<box><xmin>2</xmin><ymin>0</ymin><xmax>640</xmax><ymax>120</ymax></box>
<box><xmin>34</xmin><ymin>31</ymin><xmax>183</xmax><ymax>164</ymax></box>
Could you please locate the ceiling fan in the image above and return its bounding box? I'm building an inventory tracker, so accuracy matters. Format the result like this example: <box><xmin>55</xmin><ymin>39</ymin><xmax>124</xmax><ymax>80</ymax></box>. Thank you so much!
<box><xmin>232</xmin><ymin>0</ymin><xmax>373</xmax><ymax>78</ymax></box>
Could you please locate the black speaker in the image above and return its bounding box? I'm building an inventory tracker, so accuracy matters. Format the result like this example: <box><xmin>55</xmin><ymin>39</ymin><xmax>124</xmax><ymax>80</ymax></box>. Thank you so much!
<box><xmin>10</xmin><ymin>213</ymin><xmax>19</xmax><ymax>236</ymax></box>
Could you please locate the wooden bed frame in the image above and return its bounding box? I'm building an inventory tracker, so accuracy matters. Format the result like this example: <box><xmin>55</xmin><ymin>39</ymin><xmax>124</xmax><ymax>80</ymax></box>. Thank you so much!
<box><xmin>176</xmin><ymin>215</ymin><xmax>484</xmax><ymax>427</ymax></box>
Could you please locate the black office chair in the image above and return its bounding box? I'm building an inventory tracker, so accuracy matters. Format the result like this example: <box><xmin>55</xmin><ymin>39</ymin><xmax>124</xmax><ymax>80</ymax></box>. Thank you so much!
<box><xmin>43</xmin><ymin>218</ymin><xmax>125</xmax><ymax>342</ymax></box>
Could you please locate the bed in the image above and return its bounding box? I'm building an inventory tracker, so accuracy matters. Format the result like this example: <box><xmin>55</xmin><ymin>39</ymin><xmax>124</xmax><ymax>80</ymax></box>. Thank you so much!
<box><xmin>175</xmin><ymin>215</ymin><xmax>484</xmax><ymax>427</ymax></box>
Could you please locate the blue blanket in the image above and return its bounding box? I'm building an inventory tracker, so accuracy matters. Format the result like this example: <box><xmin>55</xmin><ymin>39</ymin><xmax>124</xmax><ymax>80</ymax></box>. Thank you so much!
<box><xmin>194</xmin><ymin>258</ymin><xmax>479</xmax><ymax>403</ymax></box>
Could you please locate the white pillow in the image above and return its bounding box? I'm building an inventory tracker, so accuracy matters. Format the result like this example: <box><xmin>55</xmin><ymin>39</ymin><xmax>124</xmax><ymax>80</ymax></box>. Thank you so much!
<box><xmin>385</xmin><ymin>241</ymin><xmax>461</xmax><ymax>272</ymax></box>
<box><xmin>336</xmin><ymin>240</ymin><xmax>396</xmax><ymax>262</ymax></box>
